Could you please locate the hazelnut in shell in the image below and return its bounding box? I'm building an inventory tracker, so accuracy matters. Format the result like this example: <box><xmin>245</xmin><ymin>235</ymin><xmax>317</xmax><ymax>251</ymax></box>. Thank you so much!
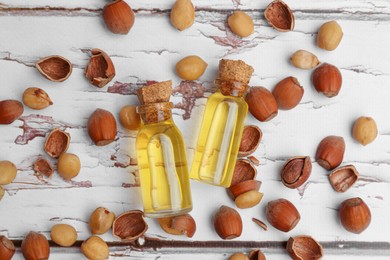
<box><xmin>87</xmin><ymin>108</ymin><xmax>117</xmax><ymax>146</ymax></box>
<box><xmin>238</xmin><ymin>125</ymin><xmax>262</xmax><ymax>157</ymax></box>
<box><xmin>112</xmin><ymin>210</ymin><xmax>148</xmax><ymax>241</ymax></box>
<box><xmin>286</xmin><ymin>235</ymin><xmax>323</xmax><ymax>260</ymax></box>
<box><xmin>339</xmin><ymin>197</ymin><xmax>371</xmax><ymax>234</ymax></box>
<box><xmin>264</xmin><ymin>0</ymin><xmax>295</xmax><ymax>32</ymax></box>
<box><xmin>315</xmin><ymin>135</ymin><xmax>345</xmax><ymax>170</ymax></box>
<box><xmin>352</xmin><ymin>116</ymin><xmax>378</xmax><ymax>145</ymax></box>
<box><xmin>0</xmin><ymin>100</ymin><xmax>24</xmax><ymax>125</ymax></box>
<box><xmin>329</xmin><ymin>165</ymin><xmax>359</xmax><ymax>192</ymax></box>
<box><xmin>235</xmin><ymin>190</ymin><xmax>263</xmax><ymax>209</ymax></box>
<box><xmin>81</xmin><ymin>236</ymin><xmax>109</xmax><ymax>260</ymax></box>
<box><xmin>36</xmin><ymin>55</ymin><xmax>72</xmax><ymax>82</ymax></box>
<box><xmin>158</xmin><ymin>214</ymin><xmax>196</xmax><ymax>238</ymax></box>
<box><xmin>266</xmin><ymin>199</ymin><xmax>300</xmax><ymax>232</ymax></box>
<box><xmin>0</xmin><ymin>235</ymin><xmax>15</xmax><ymax>260</ymax></box>
<box><xmin>0</xmin><ymin>160</ymin><xmax>17</xmax><ymax>185</ymax></box>
<box><xmin>272</xmin><ymin>76</ymin><xmax>304</xmax><ymax>110</ymax></box>
<box><xmin>214</xmin><ymin>205</ymin><xmax>242</xmax><ymax>239</ymax></box>
<box><xmin>281</xmin><ymin>156</ymin><xmax>312</xmax><ymax>189</ymax></box>
<box><xmin>103</xmin><ymin>0</ymin><xmax>135</xmax><ymax>34</ymax></box>
<box><xmin>231</xmin><ymin>159</ymin><xmax>257</xmax><ymax>186</ymax></box>
<box><xmin>312</xmin><ymin>63</ymin><xmax>342</xmax><ymax>98</ymax></box>
<box><xmin>85</xmin><ymin>49</ymin><xmax>116</xmax><ymax>88</ymax></box>
<box><xmin>246</xmin><ymin>87</ymin><xmax>278</xmax><ymax>122</ymax></box>
<box><xmin>44</xmin><ymin>128</ymin><xmax>70</xmax><ymax>158</ymax></box>
<box><xmin>89</xmin><ymin>207</ymin><xmax>116</xmax><ymax>235</ymax></box>
<box><xmin>50</xmin><ymin>224</ymin><xmax>77</xmax><ymax>247</ymax></box>
<box><xmin>21</xmin><ymin>231</ymin><xmax>50</xmax><ymax>260</ymax></box>
<box><xmin>57</xmin><ymin>153</ymin><xmax>81</xmax><ymax>180</ymax></box>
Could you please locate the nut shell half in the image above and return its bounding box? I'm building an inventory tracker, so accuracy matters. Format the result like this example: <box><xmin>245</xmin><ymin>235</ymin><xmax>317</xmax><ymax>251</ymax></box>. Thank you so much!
<box><xmin>33</xmin><ymin>158</ymin><xmax>54</xmax><ymax>177</ymax></box>
<box><xmin>85</xmin><ymin>49</ymin><xmax>116</xmax><ymax>88</ymax></box>
<box><xmin>158</xmin><ymin>214</ymin><xmax>196</xmax><ymax>238</ymax></box>
<box><xmin>238</xmin><ymin>125</ymin><xmax>262</xmax><ymax>157</ymax></box>
<box><xmin>231</xmin><ymin>159</ymin><xmax>257</xmax><ymax>187</ymax></box>
<box><xmin>112</xmin><ymin>210</ymin><xmax>148</xmax><ymax>241</ymax></box>
<box><xmin>286</xmin><ymin>235</ymin><xmax>323</xmax><ymax>260</ymax></box>
<box><xmin>281</xmin><ymin>156</ymin><xmax>312</xmax><ymax>189</ymax></box>
<box><xmin>44</xmin><ymin>129</ymin><xmax>70</xmax><ymax>158</ymax></box>
<box><xmin>329</xmin><ymin>165</ymin><xmax>359</xmax><ymax>192</ymax></box>
<box><xmin>36</xmin><ymin>55</ymin><xmax>72</xmax><ymax>82</ymax></box>
<box><xmin>248</xmin><ymin>249</ymin><xmax>266</xmax><ymax>260</ymax></box>
<box><xmin>264</xmin><ymin>0</ymin><xmax>295</xmax><ymax>32</ymax></box>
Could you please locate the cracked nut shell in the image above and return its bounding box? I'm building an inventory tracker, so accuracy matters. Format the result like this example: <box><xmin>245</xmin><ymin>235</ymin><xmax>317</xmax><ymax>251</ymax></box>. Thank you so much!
<box><xmin>315</xmin><ymin>135</ymin><xmax>345</xmax><ymax>170</ymax></box>
<box><xmin>238</xmin><ymin>125</ymin><xmax>262</xmax><ymax>157</ymax></box>
<box><xmin>231</xmin><ymin>159</ymin><xmax>257</xmax><ymax>186</ymax></box>
<box><xmin>85</xmin><ymin>49</ymin><xmax>116</xmax><ymax>88</ymax></box>
<box><xmin>246</xmin><ymin>87</ymin><xmax>278</xmax><ymax>122</ymax></box>
<box><xmin>266</xmin><ymin>199</ymin><xmax>300</xmax><ymax>232</ymax></box>
<box><xmin>352</xmin><ymin>116</ymin><xmax>377</xmax><ymax>146</ymax></box>
<box><xmin>103</xmin><ymin>0</ymin><xmax>135</xmax><ymax>34</ymax></box>
<box><xmin>0</xmin><ymin>100</ymin><xmax>24</xmax><ymax>125</ymax></box>
<box><xmin>329</xmin><ymin>165</ymin><xmax>359</xmax><ymax>192</ymax></box>
<box><xmin>228</xmin><ymin>179</ymin><xmax>261</xmax><ymax>200</ymax></box>
<box><xmin>33</xmin><ymin>158</ymin><xmax>54</xmax><ymax>177</ymax></box>
<box><xmin>112</xmin><ymin>210</ymin><xmax>148</xmax><ymax>241</ymax></box>
<box><xmin>272</xmin><ymin>77</ymin><xmax>304</xmax><ymax>110</ymax></box>
<box><xmin>0</xmin><ymin>235</ymin><xmax>15</xmax><ymax>260</ymax></box>
<box><xmin>36</xmin><ymin>55</ymin><xmax>72</xmax><ymax>82</ymax></box>
<box><xmin>339</xmin><ymin>197</ymin><xmax>371</xmax><ymax>234</ymax></box>
<box><xmin>21</xmin><ymin>231</ymin><xmax>50</xmax><ymax>260</ymax></box>
<box><xmin>22</xmin><ymin>87</ymin><xmax>53</xmax><ymax>110</ymax></box>
<box><xmin>158</xmin><ymin>214</ymin><xmax>196</xmax><ymax>238</ymax></box>
<box><xmin>312</xmin><ymin>63</ymin><xmax>342</xmax><ymax>98</ymax></box>
<box><xmin>248</xmin><ymin>249</ymin><xmax>266</xmax><ymax>260</ymax></box>
<box><xmin>286</xmin><ymin>235</ymin><xmax>323</xmax><ymax>260</ymax></box>
<box><xmin>214</xmin><ymin>205</ymin><xmax>242</xmax><ymax>239</ymax></box>
<box><xmin>44</xmin><ymin>129</ymin><xmax>70</xmax><ymax>158</ymax></box>
<box><xmin>264</xmin><ymin>0</ymin><xmax>295</xmax><ymax>32</ymax></box>
<box><xmin>281</xmin><ymin>156</ymin><xmax>312</xmax><ymax>189</ymax></box>
<box><xmin>87</xmin><ymin>108</ymin><xmax>117</xmax><ymax>146</ymax></box>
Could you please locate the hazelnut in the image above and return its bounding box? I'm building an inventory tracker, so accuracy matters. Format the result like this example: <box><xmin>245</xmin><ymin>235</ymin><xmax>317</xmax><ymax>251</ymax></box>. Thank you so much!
<box><xmin>281</xmin><ymin>156</ymin><xmax>312</xmax><ymax>189</ymax></box>
<box><xmin>87</xmin><ymin>108</ymin><xmax>117</xmax><ymax>146</ymax></box>
<box><xmin>21</xmin><ymin>231</ymin><xmax>50</xmax><ymax>260</ymax></box>
<box><xmin>227</xmin><ymin>11</ymin><xmax>254</xmax><ymax>38</ymax></box>
<box><xmin>81</xmin><ymin>236</ymin><xmax>109</xmax><ymax>260</ymax></box>
<box><xmin>0</xmin><ymin>100</ymin><xmax>24</xmax><ymax>125</ymax></box>
<box><xmin>238</xmin><ymin>125</ymin><xmax>262</xmax><ymax>157</ymax></box>
<box><xmin>0</xmin><ymin>186</ymin><xmax>4</xmax><ymax>201</ymax></box>
<box><xmin>228</xmin><ymin>179</ymin><xmax>261</xmax><ymax>200</ymax></box>
<box><xmin>119</xmin><ymin>105</ymin><xmax>141</xmax><ymax>130</ymax></box>
<box><xmin>103</xmin><ymin>0</ymin><xmax>135</xmax><ymax>34</ymax></box>
<box><xmin>214</xmin><ymin>205</ymin><xmax>242</xmax><ymax>239</ymax></box>
<box><xmin>266</xmin><ymin>199</ymin><xmax>300</xmax><ymax>232</ymax></box>
<box><xmin>112</xmin><ymin>210</ymin><xmax>148</xmax><ymax>241</ymax></box>
<box><xmin>286</xmin><ymin>235</ymin><xmax>323</xmax><ymax>260</ymax></box>
<box><xmin>315</xmin><ymin>135</ymin><xmax>345</xmax><ymax>170</ymax></box>
<box><xmin>175</xmin><ymin>55</ymin><xmax>208</xmax><ymax>80</ymax></box>
<box><xmin>0</xmin><ymin>235</ymin><xmax>15</xmax><ymax>260</ymax></box>
<box><xmin>272</xmin><ymin>77</ymin><xmax>304</xmax><ymax>110</ymax></box>
<box><xmin>229</xmin><ymin>253</ymin><xmax>249</xmax><ymax>260</ymax></box>
<box><xmin>246</xmin><ymin>87</ymin><xmax>278</xmax><ymax>122</ymax></box>
<box><xmin>231</xmin><ymin>159</ymin><xmax>257</xmax><ymax>186</ymax></box>
<box><xmin>352</xmin><ymin>116</ymin><xmax>378</xmax><ymax>145</ymax></box>
<box><xmin>329</xmin><ymin>165</ymin><xmax>359</xmax><ymax>192</ymax></box>
<box><xmin>89</xmin><ymin>207</ymin><xmax>116</xmax><ymax>235</ymax></box>
<box><xmin>0</xmin><ymin>160</ymin><xmax>17</xmax><ymax>185</ymax></box>
<box><xmin>44</xmin><ymin>128</ymin><xmax>70</xmax><ymax>158</ymax></box>
<box><xmin>248</xmin><ymin>249</ymin><xmax>266</xmax><ymax>260</ymax></box>
<box><xmin>50</xmin><ymin>224</ymin><xmax>77</xmax><ymax>247</ymax></box>
<box><xmin>85</xmin><ymin>49</ymin><xmax>116</xmax><ymax>88</ymax></box>
<box><xmin>158</xmin><ymin>214</ymin><xmax>196</xmax><ymax>238</ymax></box>
<box><xmin>22</xmin><ymin>87</ymin><xmax>53</xmax><ymax>110</ymax></box>
<box><xmin>312</xmin><ymin>63</ymin><xmax>342</xmax><ymax>98</ymax></box>
<box><xmin>36</xmin><ymin>55</ymin><xmax>72</xmax><ymax>82</ymax></box>
<box><xmin>317</xmin><ymin>21</ymin><xmax>343</xmax><ymax>51</ymax></box>
<box><xmin>290</xmin><ymin>50</ymin><xmax>320</xmax><ymax>70</ymax></box>
<box><xmin>170</xmin><ymin>0</ymin><xmax>195</xmax><ymax>31</ymax></box>
<box><xmin>339</xmin><ymin>197</ymin><xmax>371</xmax><ymax>234</ymax></box>
<box><xmin>264</xmin><ymin>0</ymin><xmax>295</xmax><ymax>32</ymax></box>
<box><xmin>57</xmin><ymin>153</ymin><xmax>81</xmax><ymax>180</ymax></box>
<box><xmin>33</xmin><ymin>158</ymin><xmax>54</xmax><ymax>177</ymax></box>
<box><xmin>235</xmin><ymin>190</ymin><xmax>263</xmax><ymax>209</ymax></box>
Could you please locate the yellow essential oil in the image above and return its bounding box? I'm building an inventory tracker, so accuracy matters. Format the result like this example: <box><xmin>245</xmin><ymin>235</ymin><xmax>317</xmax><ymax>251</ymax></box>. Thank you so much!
<box><xmin>136</xmin><ymin>102</ymin><xmax>192</xmax><ymax>217</ymax></box>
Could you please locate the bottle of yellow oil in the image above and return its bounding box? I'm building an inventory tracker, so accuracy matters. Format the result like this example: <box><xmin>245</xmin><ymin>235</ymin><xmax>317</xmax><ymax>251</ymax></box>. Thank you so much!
<box><xmin>190</xmin><ymin>59</ymin><xmax>254</xmax><ymax>187</ymax></box>
<box><xmin>136</xmin><ymin>81</ymin><xmax>192</xmax><ymax>218</ymax></box>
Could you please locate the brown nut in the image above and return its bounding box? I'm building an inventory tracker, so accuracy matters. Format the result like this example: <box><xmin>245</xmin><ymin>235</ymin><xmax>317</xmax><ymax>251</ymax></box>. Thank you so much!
<box><xmin>228</xmin><ymin>11</ymin><xmax>254</xmax><ymax>38</ymax></box>
<box><xmin>214</xmin><ymin>205</ymin><xmax>242</xmax><ymax>239</ymax></box>
<box><xmin>312</xmin><ymin>63</ymin><xmax>342</xmax><ymax>98</ymax></box>
<box><xmin>290</xmin><ymin>50</ymin><xmax>320</xmax><ymax>70</ymax></box>
<box><xmin>85</xmin><ymin>48</ymin><xmax>116</xmax><ymax>88</ymax></box>
<box><xmin>352</xmin><ymin>116</ymin><xmax>378</xmax><ymax>146</ymax></box>
<box><xmin>119</xmin><ymin>105</ymin><xmax>141</xmax><ymax>130</ymax></box>
<box><xmin>0</xmin><ymin>235</ymin><xmax>15</xmax><ymax>260</ymax></box>
<box><xmin>228</xmin><ymin>180</ymin><xmax>261</xmax><ymax>200</ymax></box>
<box><xmin>170</xmin><ymin>0</ymin><xmax>195</xmax><ymax>31</ymax></box>
<box><xmin>231</xmin><ymin>159</ymin><xmax>257</xmax><ymax>186</ymax></box>
<box><xmin>36</xmin><ymin>55</ymin><xmax>72</xmax><ymax>82</ymax></box>
<box><xmin>286</xmin><ymin>235</ymin><xmax>323</xmax><ymax>260</ymax></box>
<box><xmin>87</xmin><ymin>108</ymin><xmax>117</xmax><ymax>146</ymax></box>
<box><xmin>317</xmin><ymin>21</ymin><xmax>343</xmax><ymax>51</ymax></box>
<box><xmin>81</xmin><ymin>236</ymin><xmax>109</xmax><ymax>260</ymax></box>
<box><xmin>175</xmin><ymin>55</ymin><xmax>208</xmax><ymax>80</ymax></box>
<box><xmin>21</xmin><ymin>231</ymin><xmax>50</xmax><ymax>260</ymax></box>
<box><xmin>339</xmin><ymin>197</ymin><xmax>371</xmax><ymax>234</ymax></box>
<box><xmin>252</xmin><ymin>218</ymin><xmax>268</xmax><ymax>231</ymax></box>
<box><xmin>264</xmin><ymin>0</ymin><xmax>294</xmax><ymax>32</ymax></box>
<box><xmin>229</xmin><ymin>253</ymin><xmax>249</xmax><ymax>260</ymax></box>
<box><xmin>50</xmin><ymin>224</ymin><xmax>77</xmax><ymax>247</ymax></box>
<box><xmin>315</xmin><ymin>135</ymin><xmax>345</xmax><ymax>170</ymax></box>
<box><xmin>0</xmin><ymin>160</ymin><xmax>17</xmax><ymax>185</ymax></box>
<box><xmin>57</xmin><ymin>153</ymin><xmax>81</xmax><ymax>180</ymax></box>
<box><xmin>112</xmin><ymin>210</ymin><xmax>148</xmax><ymax>241</ymax></box>
<box><xmin>22</xmin><ymin>87</ymin><xmax>53</xmax><ymax>110</ymax></box>
<box><xmin>158</xmin><ymin>214</ymin><xmax>196</xmax><ymax>238</ymax></box>
<box><xmin>0</xmin><ymin>186</ymin><xmax>4</xmax><ymax>201</ymax></box>
<box><xmin>246</xmin><ymin>87</ymin><xmax>278</xmax><ymax>122</ymax></box>
<box><xmin>89</xmin><ymin>207</ymin><xmax>116</xmax><ymax>235</ymax></box>
<box><xmin>0</xmin><ymin>100</ymin><xmax>24</xmax><ymax>125</ymax></box>
<box><xmin>281</xmin><ymin>156</ymin><xmax>312</xmax><ymax>189</ymax></box>
<box><xmin>272</xmin><ymin>77</ymin><xmax>304</xmax><ymax>110</ymax></box>
<box><xmin>248</xmin><ymin>249</ymin><xmax>266</xmax><ymax>260</ymax></box>
<box><xmin>266</xmin><ymin>199</ymin><xmax>300</xmax><ymax>232</ymax></box>
<box><xmin>33</xmin><ymin>158</ymin><xmax>54</xmax><ymax>177</ymax></box>
<box><xmin>44</xmin><ymin>128</ymin><xmax>70</xmax><ymax>158</ymax></box>
<box><xmin>235</xmin><ymin>190</ymin><xmax>263</xmax><ymax>209</ymax></box>
<box><xmin>103</xmin><ymin>0</ymin><xmax>135</xmax><ymax>34</ymax></box>
<box><xmin>238</xmin><ymin>125</ymin><xmax>262</xmax><ymax>157</ymax></box>
<box><xmin>329</xmin><ymin>165</ymin><xmax>359</xmax><ymax>192</ymax></box>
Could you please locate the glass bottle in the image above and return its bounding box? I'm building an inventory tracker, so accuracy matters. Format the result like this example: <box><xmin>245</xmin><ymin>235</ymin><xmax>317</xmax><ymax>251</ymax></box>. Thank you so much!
<box><xmin>190</xmin><ymin>59</ymin><xmax>254</xmax><ymax>187</ymax></box>
<box><xmin>136</xmin><ymin>101</ymin><xmax>192</xmax><ymax>217</ymax></box>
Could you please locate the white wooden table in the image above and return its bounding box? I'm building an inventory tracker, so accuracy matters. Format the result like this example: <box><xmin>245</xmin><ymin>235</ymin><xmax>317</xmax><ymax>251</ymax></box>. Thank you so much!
<box><xmin>1</xmin><ymin>0</ymin><xmax>390</xmax><ymax>259</ymax></box>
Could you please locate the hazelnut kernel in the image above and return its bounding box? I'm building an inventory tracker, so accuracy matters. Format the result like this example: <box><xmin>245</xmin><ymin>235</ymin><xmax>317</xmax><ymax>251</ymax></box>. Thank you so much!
<box><xmin>50</xmin><ymin>224</ymin><xmax>77</xmax><ymax>247</ymax></box>
<box><xmin>235</xmin><ymin>190</ymin><xmax>263</xmax><ymax>209</ymax></box>
<box><xmin>175</xmin><ymin>55</ymin><xmax>208</xmax><ymax>80</ymax></box>
<box><xmin>352</xmin><ymin>116</ymin><xmax>377</xmax><ymax>145</ymax></box>
<box><xmin>89</xmin><ymin>207</ymin><xmax>116</xmax><ymax>235</ymax></box>
<box><xmin>57</xmin><ymin>153</ymin><xmax>81</xmax><ymax>180</ymax></box>
<box><xmin>170</xmin><ymin>0</ymin><xmax>195</xmax><ymax>31</ymax></box>
<box><xmin>317</xmin><ymin>20</ymin><xmax>343</xmax><ymax>51</ymax></box>
<box><xmin>290</xmin><ymin>50</ymin><xmax>320</xmax><ymax>69</ymax></box>
<box><xmin>119</xmin><ymin>105</ymin><xmax>141</xmax><ymax>130</ymax></box>
<box><xmin>229</xmin><ymin>252</ymin><xmax>249</xmax><ymax>260</ymax></box>
<box><xmin>228</xmin><ymin>11</ymin><xmax>254</xmax><ymax>38</ymax></box>
<box><xmin>0</xmin><ymin>160</ymin><xmax>17</xmax><ymax>185</ymax></box>
<box><xmin>81</xmin><ymin>236</ymin><xmax>109</xmax><ymax>260</ymax></box>
<box><xmin>22</xmin><ymin>87</ymin><xmax>53</xmax><ymax>110</ymax></box>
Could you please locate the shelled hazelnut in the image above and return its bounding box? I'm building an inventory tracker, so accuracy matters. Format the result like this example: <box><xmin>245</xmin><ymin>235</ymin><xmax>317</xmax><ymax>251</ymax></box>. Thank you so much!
<box><xmin>170</xmin><ymin>0</ymin><xmax>195</xmax><ymax>31</ymax></box>
<box><xmin>57</xmin><ymin>153</ymin><xmax>81</xmax><ymax>180</ymax></box>
<box><xmin>352</xmin><ymin>116</ymin><xmax>378</xmax><ymax>145</ymax></box>
<box><xmin>0</xmin><ymin>160</ymin><xmax>17</xmax><ymax>185</ymax></box>
<box><xmin>176</xmin><ymin>55</ymin><xmax>208</xmax><ymax>80</ymax></box>
<box><xmin>22</xmin><ymin>87</ymin><xmax>53</xmax><ymax>110</ymax></box>
<box><xmin>229</xmin><ymin>252</ymin><xmax>249</xmax><ymax>260</ymax></box>
<box><xmin>290</xmin><ymin>50</ymin><xmax>320</xmax><ymax>69</ymax></box>
<box><xmin>119</xmin><ymin>105</ymin><xmax>141</xmax><ymax>130</ymax></box>
<box><xmin>228</xmin><ymin>11</ymin><xmax>254</xmax><ymax>38</ymax></box>
<box><xmin>89</xmin><ymin>207</ymin><xmax>116</xmax><ymax>235</ymax></box>
<box><xmin>317</xmin><ymin>21</ymin><xmax>343</xmax><ymax>51</ymax></box>
<box><xmin>50</xmin><ymin>224</ymin><xmax>77</xmax><ymax>247</ymax></box>
<box><xmin>81</xmin><ymin>236</ymin><xmax>109</xmax><ymax>260</ymax></box>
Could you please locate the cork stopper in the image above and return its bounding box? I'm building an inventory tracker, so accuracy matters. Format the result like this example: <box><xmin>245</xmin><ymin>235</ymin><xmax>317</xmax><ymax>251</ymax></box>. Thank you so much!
<box><xmin>218</xmin><ymin>59</ymin><xmax>254</xmax><ymax>96</ymax></box>
<box><xmin>137</xmin><ymin>102</ymin><xmax>173</xmax><ymax>124</ymax></box>
<box><xmin>137</xmin><ymin>80</ymin><xmax>172</xmax><ymax>104</ymax></box>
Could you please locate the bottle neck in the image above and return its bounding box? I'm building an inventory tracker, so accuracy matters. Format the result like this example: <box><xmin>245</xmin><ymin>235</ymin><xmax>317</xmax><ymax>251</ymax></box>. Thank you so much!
<box><xmin>137</xmin><ymin>102</ymin><xmax>173</xmax><ymax>124</ymax></box>
<box><xmin>215</xmin><ymin>79</ymin><xmax>248</xmax><ymax>97</ymax></box>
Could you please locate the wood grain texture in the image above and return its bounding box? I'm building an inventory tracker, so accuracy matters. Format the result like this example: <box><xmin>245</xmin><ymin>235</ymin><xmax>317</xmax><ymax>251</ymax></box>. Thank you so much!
<box><xmin>0</xmin><ymin>0</ymin><xmax>390</xmax><ymax>259</ymax></box>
